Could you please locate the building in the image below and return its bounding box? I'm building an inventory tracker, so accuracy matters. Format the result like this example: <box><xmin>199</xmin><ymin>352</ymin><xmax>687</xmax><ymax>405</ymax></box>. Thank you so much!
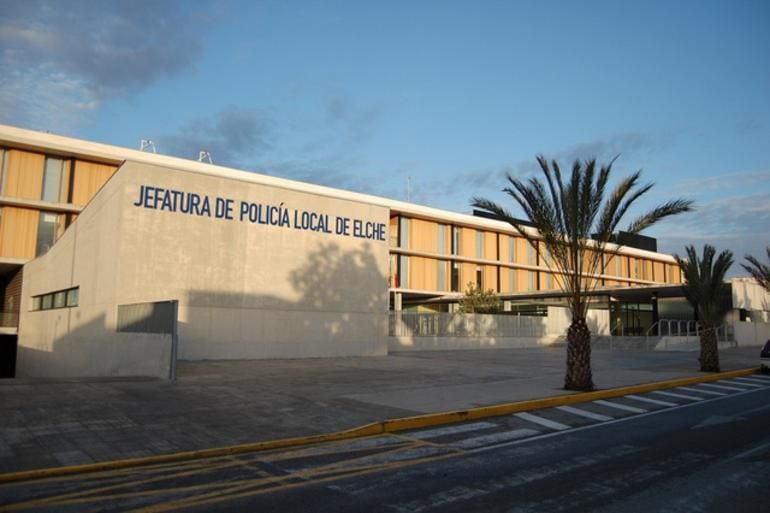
<box><xmin>0</xmin><ymin>124</ymin><xmax>694</xmax><ymax>378</ymax></box>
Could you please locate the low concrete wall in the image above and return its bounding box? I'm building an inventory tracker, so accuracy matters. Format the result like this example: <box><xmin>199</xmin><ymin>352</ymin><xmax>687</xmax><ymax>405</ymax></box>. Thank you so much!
<box><xmin>389</xmin><ymin>334</ymin><xmax>564</xmax><ymax>352</ymax></box>
<box><xmin>733</xmin><ymin>322</ymin><xmax>770</xmax><ymax>347</ymax></box>
<box><xmin>16</xmin><ymin>329</ymin><xmax>172</xmax><ymax>379</ymax></box>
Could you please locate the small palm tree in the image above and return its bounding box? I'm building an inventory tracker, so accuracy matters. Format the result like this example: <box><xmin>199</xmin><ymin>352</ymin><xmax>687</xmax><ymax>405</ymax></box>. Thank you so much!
<box><xmin>676</xmin><ymin>245</ymin><xmax>734</xmax><ymax>372</ymax></box>
<box><xmin>742</xmin><ymin>247</ymin><xmax>770</xmax><ymax>293</ymax></box>
<box><xmin>473</xmin><ymin>156</ymin><xmax>693</xmax><ymax>391</ymax></box>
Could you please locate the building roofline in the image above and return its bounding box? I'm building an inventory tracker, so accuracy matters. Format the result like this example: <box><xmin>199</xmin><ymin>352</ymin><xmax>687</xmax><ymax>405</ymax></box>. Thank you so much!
<box><xmin>0</xmin><ymin>123</ymin><xmax>676</xmax><ymax>262</ymax></box>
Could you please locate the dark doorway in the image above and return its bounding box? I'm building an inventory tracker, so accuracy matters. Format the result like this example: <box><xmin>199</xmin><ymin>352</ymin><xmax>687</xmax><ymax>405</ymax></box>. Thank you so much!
<box><xmin>0</xmin><ymin>335</ymin><xmax>17</xmax><ymax>378</ymax></box>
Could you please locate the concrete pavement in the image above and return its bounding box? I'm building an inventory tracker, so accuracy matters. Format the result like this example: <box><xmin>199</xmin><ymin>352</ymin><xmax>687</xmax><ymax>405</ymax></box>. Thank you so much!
<box><xmin>0</xmin><ymin>345</ymin><xmax>761</xmax><ymax>474</ymax></box>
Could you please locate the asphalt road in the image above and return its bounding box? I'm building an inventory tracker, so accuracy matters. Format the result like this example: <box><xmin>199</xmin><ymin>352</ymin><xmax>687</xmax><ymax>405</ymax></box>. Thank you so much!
<box><xmin>2</xmin><ymin>374</ymin><xmax>769</xmax><ymax>512</ymax></box>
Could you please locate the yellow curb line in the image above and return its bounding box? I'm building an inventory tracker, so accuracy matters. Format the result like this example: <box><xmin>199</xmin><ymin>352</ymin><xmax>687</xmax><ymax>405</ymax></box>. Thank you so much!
<box><xmin>0</xmin><ymin>367</ymin><xmax>759</xmax><ymax>484</ymax></box>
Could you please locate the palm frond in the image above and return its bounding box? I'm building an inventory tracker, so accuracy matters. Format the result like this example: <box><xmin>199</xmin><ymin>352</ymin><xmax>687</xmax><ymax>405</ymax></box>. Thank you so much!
<box><xmin>677</xmin><ymin>244</ymin><xmax>734</xmax><ymax>326</ymax></box>
<box><xmin>741</xmin><ymin>247</ymin><xmax>770</xmax><ymax>292</ymax></box>
<box><xmin>626</xmin><ymin>199</ymin><xmax>695</xmax><ymax>234</ymax></box>
<box><xmin>472</xmin><ymin>156</ymin><xmax>692</xmax><ymax>320</ymax></box>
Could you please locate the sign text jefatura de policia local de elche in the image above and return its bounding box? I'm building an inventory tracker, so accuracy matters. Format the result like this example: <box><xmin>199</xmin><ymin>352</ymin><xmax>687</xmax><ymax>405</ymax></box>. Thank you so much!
<box><xmin>132</xmin><ymin>185</ymin><xmax>388</xmax><ymax>242</ymax></box>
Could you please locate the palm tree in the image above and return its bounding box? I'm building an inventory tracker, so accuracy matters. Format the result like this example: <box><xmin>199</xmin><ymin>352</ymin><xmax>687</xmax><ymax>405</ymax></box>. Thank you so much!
<box><xmin>472</xmin><ymin>156</ymin><xmax>693</xmax><ymax>391</ymax></box>
<box><xmin>676</xmin><ymin>245</ymin><xmax>734</xmax><ymax>372</ymax></box>
<box><xmin>742</xmin><ymin>247</ymin><xmax>770</xmax><ymax>293</ymax></box>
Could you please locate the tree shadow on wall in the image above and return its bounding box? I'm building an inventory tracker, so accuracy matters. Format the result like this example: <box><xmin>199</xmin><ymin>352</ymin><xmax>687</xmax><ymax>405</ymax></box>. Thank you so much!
<box><xmin>183</xmin><ymin>241</ymin><xmax>389</xmax><ymax>359</ymax></box>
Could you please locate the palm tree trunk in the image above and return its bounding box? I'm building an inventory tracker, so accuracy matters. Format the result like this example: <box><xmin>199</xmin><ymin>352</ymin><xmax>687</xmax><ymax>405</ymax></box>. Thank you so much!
<box><xmin>565</xmin><ymin>317</ymin><xmax>594</xmax><ymax>391</ymax></box>
<box><xmin>699</xmin><ymin>327</ymin><xmax>720</xmax><ymax>372</ymax></box>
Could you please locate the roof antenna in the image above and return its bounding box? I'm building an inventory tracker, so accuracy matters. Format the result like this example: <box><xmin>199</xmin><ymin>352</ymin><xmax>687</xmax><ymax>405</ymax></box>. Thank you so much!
<box><xmin>139</xmin><ymin>139</ymin><xmax>156</xmax><ymax>153</ymax></box>
<box><xmin>407</xmin><ymin>176</ymin><xmax>412</xmax><ymax>202</ymax></box>
<box><xmin>198</xmin><ymin>150</ymin><xmax>213</xmax><ymax>164</ymax></box>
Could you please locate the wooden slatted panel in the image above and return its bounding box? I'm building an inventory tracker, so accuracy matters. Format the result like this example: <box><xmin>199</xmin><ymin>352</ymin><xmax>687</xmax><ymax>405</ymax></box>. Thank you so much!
<box><xmin>71</xmin><ymin>160</ymin><xmax>118</xmax><ymax>205</ymax></box>
<box><xmin>516</xmin><ymin>238</ymin><xmax>529</xmax><ymax>265</ymax></box>
<box><xmin>4</xmin><ymin>150</ymin><xmax>44</xmax><ymax>200</ymax></box>
<box><xmin>518</xmin><ymin>269</ymin><xmax>531</xmax><ymax>291</ymax></box>
<box><xmin>484</xmin><ymin>232</ymin><xmax>497</xmax><ymax>260</ymax></box>
<box><xmin>483</xmin><ymin>265</ymin><xmax>497</xmax><ymax>291</ymax></box>
<box><xmin>409</xmin><ymin>218</ymin><xmax>436</xmax><ymax>253</ymax></box>
<box><xmin>653</xmin><ymin>261</ymin><xmax>665</xmax><ymax>283</ymax></box>
<box><xmin>0</xmin><ymin>207</ymin><xmax>39</xmax><ymax>258</ymax></box>
<box><xmin>422</xmin><ymin>257</ymin><xmax>437</xmax><ymax>291</ymax></box>
<box><xmin>500</xmin><ymin>267</ymin><xmax>511</xmax><ymax>293</ymax></box>
<box><xmin>461</xmin><ymin>228</ymin><xmax>475</xmax><ymax>258</ymax></box>
<box><xmin>668</xmin><ymin>264</ymin><xmax>681</xmax><ymax>284</ymax></box>
<box><xmin>461</xmin><ymin>263</ymin><xmax>475</xmax><ymax>290</ymax></box>
<box><xmin>620</xmin><ymin>256</ymin><xmax>629</xmax><ymax>278</ymax></box>
<box><xmin>389</xmin><ymin>217</ymin><xmax>399</xmax><ymax>247</ymax></box>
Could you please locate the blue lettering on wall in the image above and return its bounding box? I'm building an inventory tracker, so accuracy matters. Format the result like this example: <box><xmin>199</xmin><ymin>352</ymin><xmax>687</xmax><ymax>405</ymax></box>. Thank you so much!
<box><xmin>133</xmin><ymin>184</ymin><xmax>387</xmax><ymax>242</ymax></box>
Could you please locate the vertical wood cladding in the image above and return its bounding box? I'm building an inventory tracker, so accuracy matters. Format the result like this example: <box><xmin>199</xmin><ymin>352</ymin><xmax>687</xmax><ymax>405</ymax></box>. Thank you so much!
<box><xmin>71</xmin><ymin>160</ymin><xmax>117</xmax><ymax>205</ymax></box>
<box><xmin>0</xmin><ymin>207</ymin><xmax>39</xmax><ymax>258</ymax></box>
<box><xmin>4</xmin><ymin>150</ymin><xmax>45</xmax><ymax>200</ymax></box>
<box><xmin>389</xmin><ymin>215</ymin><xmax>681</xmax><ymax>294</ymax></box>
<box><xmin>0</xmin><ymin>149</ymin><xmax>118</xmax><ymax>260</ymax></box>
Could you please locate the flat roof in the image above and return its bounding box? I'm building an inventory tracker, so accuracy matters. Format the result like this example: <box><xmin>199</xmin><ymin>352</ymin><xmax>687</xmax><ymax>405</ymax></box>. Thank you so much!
<box><xmin>0</xmin><ymin>123</ymin><xmax>676</xmax><ymax>262</ymax></box>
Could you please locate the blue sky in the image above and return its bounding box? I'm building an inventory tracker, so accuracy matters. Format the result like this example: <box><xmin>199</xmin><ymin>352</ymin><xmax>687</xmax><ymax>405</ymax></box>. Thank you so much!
<box><xmin>1</xmin><ymin>0</ymin><xmax>768</xmax><ymax>275</ymax></box>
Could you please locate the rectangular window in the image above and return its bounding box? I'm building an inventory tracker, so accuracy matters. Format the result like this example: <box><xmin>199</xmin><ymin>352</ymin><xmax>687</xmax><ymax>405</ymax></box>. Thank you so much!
<box><xmin>476</xmin><ymin>231</ymin><xmax>484</xmax><ymax>258</ymax></box>
<box><xmin>528</xmin><ymin>271</ymin><xmax>536</xmax><ymax>291</ymax></box>
<box><xmin>509</xmin><ymin>269</ymin><xmax>516</xmax><ymax>292</ymax></box>
<box><xmin>398</xmin><ymin>217</ymin><xmax>409</xmax><ymax>249</ymax></box>
<box><xmin>398</xmin><ymin>255</ymin><xmax>409</xmax><ymax>288</ymax></box>
<box><xmin>53</xmin><ymin>291</ymin><xmax>66</xmax><ymax>308</ymax></box>
<box><xmin>437</xmin><ymin>260</ymin><xmax>446</xmax><ymax>290</ymax></box>
<box><xmin>546</xmin><ymin>273</ymin><xmax>553</xmax><ymax>290</ymax></box>
<box><xmin>528</xmin><ymin>244</ymin><xmax>536</xmax><ymax>266</ymax></box>
<box><xmin>451</xmin><ymin>226</ymin><xmax>460</xmax><ymax>255</ymax></box>
<box><xmin>616</xmin><ymin>255</ymin><xmax>621</xmax><ymax>276</ymax></box>
<box><xmin>66</xmin><ymin>288</ymin><xmax>79</xmax><ymax>307</ymax></box>
<box><xmin>41</xmin><ymin>157</ymin><xmax>64</xmax><ymax>202</ymax></box>
<box><xmin>35</xmin><ymin>212</ymin><xmax>59</xmax><ymax>256</ymax></box>
<box><xmin>508</xmin><ymin>237</ymin><xmax>515</xmax><ymax>262</ymax></box>
<box><xmin>32</xmin><ymin>287</ymin><xmax>79</xmax><ymax>311</ymax></box>
<box><xmin>451</xmin><ymin>262</ymin><xmax>460</xmax><ymax>292</ymax></box>
<box><xmin>476</xmin><ymin>266</ymin><xmax>483</xmax><ymax>288</ymax></box>
<box><xmin>437</xmin><ymin>224</ymin><xmax>447</xmax><ymax>254</ymax></box>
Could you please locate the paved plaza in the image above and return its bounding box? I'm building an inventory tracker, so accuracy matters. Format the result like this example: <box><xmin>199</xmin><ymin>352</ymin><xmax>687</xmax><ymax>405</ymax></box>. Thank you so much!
<box><xmin>0</xmin><ymin>346</ymin><xmax>760</xmax><ymax>473</ymax></box>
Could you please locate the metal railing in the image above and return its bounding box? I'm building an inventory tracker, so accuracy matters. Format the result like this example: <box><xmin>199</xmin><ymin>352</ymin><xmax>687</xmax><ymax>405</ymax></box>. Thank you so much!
<box><xmin>390</xmin><ymin>312</ymin><xmax>547</xmax><ymax>338</ymax></box>
<box><xmin>644</xmin><ymin>318</ymin><xmax>734</xmax><ymax>348</ymax></box>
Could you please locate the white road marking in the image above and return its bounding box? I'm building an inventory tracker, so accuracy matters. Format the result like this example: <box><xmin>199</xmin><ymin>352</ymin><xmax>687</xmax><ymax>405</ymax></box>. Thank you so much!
<box><xmin>452</xmin><ymin>428</ymin><xmax>540</xmax><ymax>449</ymax></box>
<box><xmin>470</xmin><ymin>385</ymin><xmax>766</xmax><ymax>455</ymax></box>
<box><xmin>556</xmin><ymin>405</ymin><xmax>613</xmax><ymax>422</ymax></box>
<box><xmin>723</xmin><ymin>379</ymin><xmax>762</xmax><ymax>388</ymax></box>
<box><xmin>733</xmin><ymin>376</ymin><xmax>770</xmax><ymax>385</ymax></box>
<box><xmin>744</xmin><ymin>373</ymin><xmax>770</xmax><ymax>381</ymax></box>
<box><xmin>407</xmin><ymin>422</ymin><xmax>498</xmax><ymax>440</ymax></box>
<box><xmin>652</xmin><ymin>390</ymin><xmax>703</xmax><ymax>401</ymax></box>
<box><xmin>678</xmin><ymin>386</ymin><xmax>726</xmax><ymax>396</ymax></box>
<box><xmin>514</xmin><ymin>412</ymin><xmax>571</xmax><ymax>431</ymax></box>
<box><xmin>593</xmin><ymin>400</ymin><xmax>647</xmax><ymax>413</ymax></box>
<box><xmin>697</xmin><ymin>382</ymin><xmax>747</xmax><ymax>392</ymax></box>
<box><xmin>625</xmin><ymin>394</ymin><xmax>677</xmax><ymax>407</ymax></box>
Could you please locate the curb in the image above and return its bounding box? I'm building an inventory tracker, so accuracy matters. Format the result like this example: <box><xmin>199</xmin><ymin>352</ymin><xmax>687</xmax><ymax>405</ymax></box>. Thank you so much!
<box><xmin>0</xmin><ymin>367</ymin><xmax>759</xmax><ymax>484</ymax></box>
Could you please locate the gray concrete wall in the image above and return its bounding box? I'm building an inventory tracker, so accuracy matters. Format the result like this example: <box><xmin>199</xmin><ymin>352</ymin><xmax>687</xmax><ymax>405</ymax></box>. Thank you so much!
<box><xmin>117</xmin><ymin>162</ymin><xmax>390</xmax><ymax>360</ymax></box>
<box><xmin>18</xmin><ymin>159</ymin><xmax>390</xmax><ymax>377</ymax></box>
<box><xmin>389</xmin><ymin>335</ymin><xmax>564</xmax><ymax>351</ymax></box>
<box><xmin>17</xmin><ymin>168</ymin><xmax>173</xmax><ymax>378</ymax></box>
<box><xmin>733</xmin><ymin>321</ymin><xmax>770</xmax><ymax>347</ymax></box>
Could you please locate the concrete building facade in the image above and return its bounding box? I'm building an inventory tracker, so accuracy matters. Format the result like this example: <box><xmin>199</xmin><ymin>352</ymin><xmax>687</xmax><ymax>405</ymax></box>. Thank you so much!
<box><xmin>0</xmin><ymin>123</ymin><xmax>716</xmax><ymax>379</ymax></box>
